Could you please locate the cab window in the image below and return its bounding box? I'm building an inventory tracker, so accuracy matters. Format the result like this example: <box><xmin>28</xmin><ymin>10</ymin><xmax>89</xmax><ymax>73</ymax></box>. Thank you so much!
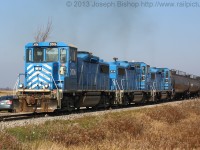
<box><xmin>60</xmin><ymin>48</ymin><xmax>67</xmax><ymax>63</ymax></box>
<box><xmin>151</xmin><ymin>73</ymin><xmax>156</xmax><ymax>80</ymax></box>
<box><xmin>33</xmin><ymin>48</ymin><xmax>44</xmax><ymax>62</ymax></box>
<box><xmin>46</xmin><ymin>48</ymin><xmax>58</xmax><ymax>62</ymax></box>
<box><xmin>142</xmin><ymin>66</ymin><xmax>146</xmax><ymax>75</ymax></box>
<box><xmin>135</xmin><ymin>65</ymin><xmax>140</xmax><ymax>68</ymax></box>
<box><xmin>70</xmin><ymin>47</ymin><xmax>77</xmax><ymax>62</ymax></box>
<box><xmin>100</xmin><ymin>65</ymin><xmax>109</xmax><ymax>74</ymax></box>
<box><xmin>166</xmin><ymin>71</ymin><xmax>169</xmax><ymax>78</ymax></box>
<box><xmin>118</xmin><ymin>68</ymin><xmax>125</xmax><ymax>75</ymax></box>
<box><xmin>26</xmin><ymin>49</ymin><xmax>32</xmax><ymax>62</ymax></box>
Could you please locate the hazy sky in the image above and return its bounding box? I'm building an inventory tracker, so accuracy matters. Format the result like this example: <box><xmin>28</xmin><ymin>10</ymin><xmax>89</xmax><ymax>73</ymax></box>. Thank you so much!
<box><xmin>1</xmin><ymin>0</ymin><xmax>200</xmax><ymax>88</ymax></box>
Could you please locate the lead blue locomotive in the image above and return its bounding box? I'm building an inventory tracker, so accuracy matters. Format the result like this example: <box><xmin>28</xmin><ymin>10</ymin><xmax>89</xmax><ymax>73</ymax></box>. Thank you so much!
<box><xmin>15</xmin><ymin>42</ymin><xmax>200</xmax><ymax>112</ymax></box>
<box><xmin>16</xmin><ymin>42</ymin><xmax>111</xmax><ymax>112</ymax></box>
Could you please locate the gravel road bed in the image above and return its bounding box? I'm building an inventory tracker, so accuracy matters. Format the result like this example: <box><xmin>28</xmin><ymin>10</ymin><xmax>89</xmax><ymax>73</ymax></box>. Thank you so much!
<box><xmin>0</xmin><ymin>99</ymin><xmax>198</xmax><ymax>130</ymax></box>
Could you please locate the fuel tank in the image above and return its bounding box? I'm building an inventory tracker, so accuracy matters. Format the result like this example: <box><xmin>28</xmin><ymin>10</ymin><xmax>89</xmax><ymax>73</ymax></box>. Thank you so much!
<box><xmin>76</xmin><ymin>92</ymin><xmax>101</xmax><ymax>108</ymax></box>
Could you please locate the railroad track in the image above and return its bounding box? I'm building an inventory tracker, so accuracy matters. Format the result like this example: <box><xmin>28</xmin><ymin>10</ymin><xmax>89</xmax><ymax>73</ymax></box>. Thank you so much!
<box><xmin>0</xmin><ymin>112</ymin><xmax>53</xmax><ymax>122</ymax></box>
<box><xmin>0</xmin><ymin>98</ymin><xmax>194</xmax><ymax>122</ymax></box>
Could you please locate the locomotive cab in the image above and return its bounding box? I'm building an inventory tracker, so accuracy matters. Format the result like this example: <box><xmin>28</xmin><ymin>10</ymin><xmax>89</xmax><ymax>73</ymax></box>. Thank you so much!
<box><xmin>24</xmin><ymin>42</ymin><xmax>77</xmax><ymax>90</ymax></box>
<box><xmin>130</xmin><ymin>62</ymin><xmax>150</xmax><ymax>103</ymax></box>
<box><xmin>16</xmin><ymin>42</ymin><xmax>77</xmax><ymax>112</ymax></box>
<box><xmin>109</xmin><ymin>60</ymin><xmax>129</xmax><ymax>105</ymax></box>
<box><xmin>148</xmin><ymin>67</ymin><xmax>162</xmax><ymax>91</ymax></box>
<box><xmin>158</xmin><ymin>68</ymin><xmax>171</xmax><ymax>90</ymax></box>
<box><xmin>132</xmin><ymin>62</ymin><xmax>149</xmax><ymax>90</ymax></box>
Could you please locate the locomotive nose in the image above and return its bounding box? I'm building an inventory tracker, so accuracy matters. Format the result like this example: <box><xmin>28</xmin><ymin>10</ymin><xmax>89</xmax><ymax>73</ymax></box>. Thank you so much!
<box><xmin>26</xmin><ymin>63</ymin><xmax>55</xmax><ymax>90</ymax></box>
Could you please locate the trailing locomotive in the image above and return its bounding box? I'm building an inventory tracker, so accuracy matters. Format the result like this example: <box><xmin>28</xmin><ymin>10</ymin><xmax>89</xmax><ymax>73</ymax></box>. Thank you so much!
<box><xmin>14</xmin><ymin>42</ymin><xmax>200</xmax><ymax>112</ymax></box>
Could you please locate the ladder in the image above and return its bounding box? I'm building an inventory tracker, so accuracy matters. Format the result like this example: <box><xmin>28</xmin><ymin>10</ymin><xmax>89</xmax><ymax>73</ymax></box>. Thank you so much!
<box><xmin>112</xmin><ymin>79</ymin><xmax>124</xmax><ymax>104</ymax></box>
<box><xmin>151</xmin><ymin>82</ymin><xmax>156</xmax><ymax>102</ymax></box>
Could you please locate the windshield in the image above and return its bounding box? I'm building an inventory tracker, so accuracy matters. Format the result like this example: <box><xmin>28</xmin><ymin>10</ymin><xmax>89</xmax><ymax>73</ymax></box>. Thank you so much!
<box><xmin>33</xmin><ymin>48</ymin><xmax>44</xmax><ymax>62</ymax></box>
<box><xmin>46</xmin><ymin>48</ymin><xmax>58</xmax><ymax>62</ymax></box>
<box><xmin>28</xmin><ymin>47</ymin><xmax>59</xmax><ymax>63</ymax></box>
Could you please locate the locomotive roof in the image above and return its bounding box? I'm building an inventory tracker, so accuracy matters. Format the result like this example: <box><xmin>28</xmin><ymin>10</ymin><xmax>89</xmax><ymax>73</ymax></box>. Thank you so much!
<box><xmin>150</xmin><ymin>67</ymin><xmax>159</xmax><ymax>73</ymax></box>
<box><xmin>108</xmin><ymin>61</ymin><xmax>134</xmax><ymax>69</ymax></box>
<box><xmin>25</xmin><ymin>42</ymin><xmax>73</xmax><ymax>47</ymax></box>
<box><xmin>132</xmin><ymin>62</ymin><xmax>147</xmax><ymax>66</ymax></box>
<box><xmin>77</xmin><ymin>51</ymin><xmax>100</xmax><ymax>63</ymax></box>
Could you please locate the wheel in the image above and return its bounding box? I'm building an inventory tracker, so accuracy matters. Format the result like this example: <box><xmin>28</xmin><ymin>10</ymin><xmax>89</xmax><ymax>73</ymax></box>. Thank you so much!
<box><xmin>8</xmin><ymin>109</ymin><xmax>14</xmax><ymax>113</ymax></box>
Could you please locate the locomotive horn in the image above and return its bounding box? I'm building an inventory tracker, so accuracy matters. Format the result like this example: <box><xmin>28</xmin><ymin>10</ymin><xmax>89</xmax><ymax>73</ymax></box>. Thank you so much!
<box><xmin>113</xmin><ymin>57</ymin><xmax>118</xmax><ymax>61</ymax></box>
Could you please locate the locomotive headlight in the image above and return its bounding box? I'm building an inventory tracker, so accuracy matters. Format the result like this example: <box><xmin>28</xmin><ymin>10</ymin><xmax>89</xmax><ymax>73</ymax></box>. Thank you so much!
<box><xmin>19</xmin><ymin>84</ymin><xmax>24</xmax><ymax>88</ymax></box>
<box><xmin>34</xmin><ymin>66</ymin><xmax>42</xmax><ymax>71</ymax></box>
<box><xmin>49</xmin><ymin>42</ymin><xmax>57</xmax><ymax>46</ymax></box>
<box><xmin>33</xmin><ymin>42</ymin><xmax>39</xmax><ymax>46</ymax></box>
<box><xmin>44</xmin><ymin>84</ymin><xmax>49</xmax><ymax>89</ymax></box>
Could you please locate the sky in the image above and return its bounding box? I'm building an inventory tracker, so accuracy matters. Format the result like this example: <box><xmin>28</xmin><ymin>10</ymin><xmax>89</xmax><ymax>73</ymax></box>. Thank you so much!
<box><xmin>0</xmin><ymin>0</ymin><xmax>200</xmax><ymax>88</ymax></box>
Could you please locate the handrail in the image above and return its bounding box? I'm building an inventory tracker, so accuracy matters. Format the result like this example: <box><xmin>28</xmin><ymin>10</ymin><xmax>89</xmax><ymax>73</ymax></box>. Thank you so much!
<box><xmin>49</xmin><ymin>73</ymin><xmax>58</xmax><ymax>90</ymax></box>
<box><xmin>13</xmin><ymin>76</ymin><xmax>20</xmax><ymax>96</ymax></box>
<box><xmin>16</xmin><ymin>72</ymin><xmax>59</xmax><ymax>90</ymax></box>
<box><xmin>121</xmin><ymin>79</ymin><xmax>125</xmax><ymax>90</ymax></box>
<box><xmin>152</xmin><ymin>81</ymin><xmax>156</xmax><ymax>90</ymax></box>
<box><xmin>112</xmin><ymin>79</ymin><xmax>120</xmax><ymax>90</ymax></box>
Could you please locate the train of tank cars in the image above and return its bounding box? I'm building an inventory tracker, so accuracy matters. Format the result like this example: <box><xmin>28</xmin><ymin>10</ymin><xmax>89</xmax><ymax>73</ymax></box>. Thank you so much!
<box><xmin>9</xmin><ymin>42</ymin><xmax>200</xmax><ymax>113</ymax></box>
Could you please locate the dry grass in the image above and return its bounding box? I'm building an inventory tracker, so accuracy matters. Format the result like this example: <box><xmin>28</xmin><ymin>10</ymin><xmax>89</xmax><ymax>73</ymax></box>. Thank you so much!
<box><xmin>146</xmin><ymin>105</ymin><xmax>187</xmax><ymax>124</ymax></box>
<box><xmin>0</xmin><ymin>90</ymin><xmax>13</xmax><ymax>96</ymax></box>
<box><xmin>0</xmin><ymin>132</ymin><xmax>21</xmax><ymax>149</ymax></box>
<box><xmin>3</xmin><ymin>99</ymin><xmax>200</xmax><ymax>149</ymax></box>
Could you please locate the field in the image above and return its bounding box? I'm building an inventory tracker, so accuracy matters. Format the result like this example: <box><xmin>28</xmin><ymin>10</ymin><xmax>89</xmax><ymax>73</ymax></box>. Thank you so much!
<box><xmin>0</xmin><ymin>90</ymin><xmax>13</xmax><ymax>96</ymax></box>
<box><xmin>1</xmin><ymin>99</ymin><xmax>200</xmax><ymax>149</ymax></box>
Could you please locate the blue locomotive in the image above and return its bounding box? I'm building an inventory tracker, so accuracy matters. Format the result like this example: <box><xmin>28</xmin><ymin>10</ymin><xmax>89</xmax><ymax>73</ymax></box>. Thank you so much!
<box><xmin>15</xmin><ymin>41</ymin><xmax>200</xmax><ymax>112</ymax></box>
<box><xmin>16</xmin><ymin>42</ymin><xmax>111</xmax><ymax>112</ymax></box>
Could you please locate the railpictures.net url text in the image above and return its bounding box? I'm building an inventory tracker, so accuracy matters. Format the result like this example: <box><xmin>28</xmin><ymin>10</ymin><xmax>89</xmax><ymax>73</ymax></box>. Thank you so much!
<box><xmin>66</xmin><ymin>1</ymin><xmax>200</xmax><ymax>8</ymax></box>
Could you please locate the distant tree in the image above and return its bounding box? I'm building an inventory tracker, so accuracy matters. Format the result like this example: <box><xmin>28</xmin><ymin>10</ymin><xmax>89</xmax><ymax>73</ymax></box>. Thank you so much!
<box><xmin>0</xmin><ymin>87</ymin><xmax>11</xmax><ymax>90</ymax></box>
<box><xmin>34</xmin><ymin>19</ymin><xmax>53</xmax><ymax>42</ymax></box>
